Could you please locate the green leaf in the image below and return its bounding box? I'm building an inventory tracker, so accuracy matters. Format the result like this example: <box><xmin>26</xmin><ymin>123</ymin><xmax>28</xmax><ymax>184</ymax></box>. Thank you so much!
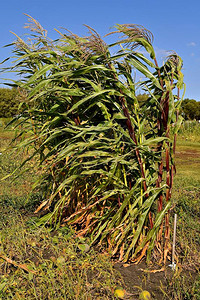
<box><xmin>127</xmin><ymin>56</ymin><xmax>162</xmax><ymax>90</ymax></box>
<box><xmin>26</xmin><ymin>64</ymin><xmax>54</xmax><ymax>86</ymax></box>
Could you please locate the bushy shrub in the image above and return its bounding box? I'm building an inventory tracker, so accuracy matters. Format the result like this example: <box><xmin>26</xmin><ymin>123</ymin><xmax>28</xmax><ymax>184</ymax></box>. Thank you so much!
<box><xmin>0</xmin><ymin>88</ymin><xmax>19</xmax><ymax>118</ymax></box>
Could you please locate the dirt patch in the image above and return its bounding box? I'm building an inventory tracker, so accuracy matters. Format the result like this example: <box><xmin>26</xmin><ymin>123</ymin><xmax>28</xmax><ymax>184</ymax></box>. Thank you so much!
<box><xmin>114</xmin><ymin>261</ymin><xmax>199</xmax><ymax>299</ymax></box>
<box><xmin>176</xmin><ymin>148</ymin><xmax>200</xmax><ymax>160</ymax></box>
<box><xmin>114</xmin><ymin>262</ymin><xmax>172</xmax><ymax>299</ymax></box>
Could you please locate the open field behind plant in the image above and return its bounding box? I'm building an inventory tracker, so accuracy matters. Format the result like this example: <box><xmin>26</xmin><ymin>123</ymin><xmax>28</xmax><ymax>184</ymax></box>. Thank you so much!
<box><xmin>0</xmin><ymin>123</ymin><xmax>200</xmax><ymax>299</ymax></box>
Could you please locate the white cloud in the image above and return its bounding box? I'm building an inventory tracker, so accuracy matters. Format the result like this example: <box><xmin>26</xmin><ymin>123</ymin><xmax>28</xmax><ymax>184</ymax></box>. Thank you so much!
<box><xmin>187</xmin><ymin>42</ymin><xmax>196</xmax><ymax>47</ymax></box>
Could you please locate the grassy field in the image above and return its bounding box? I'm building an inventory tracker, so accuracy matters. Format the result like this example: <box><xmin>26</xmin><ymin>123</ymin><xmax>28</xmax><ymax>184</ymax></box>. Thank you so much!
<box><xmin>0</xmin><ymin>121</ymin><xmax>200</xmax><ymax>299</ymax></box>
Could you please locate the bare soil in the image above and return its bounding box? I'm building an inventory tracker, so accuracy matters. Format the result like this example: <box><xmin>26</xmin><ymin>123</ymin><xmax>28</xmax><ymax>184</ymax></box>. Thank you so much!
<box><xmin>114</xmin><ymin>261</ymin><xmax>170</xmax><ymax>299</ymax></box>
<box><xmin>114</xmin><ymin>261</ymin><xmax>199</xmax><ymax>299</ymax></box>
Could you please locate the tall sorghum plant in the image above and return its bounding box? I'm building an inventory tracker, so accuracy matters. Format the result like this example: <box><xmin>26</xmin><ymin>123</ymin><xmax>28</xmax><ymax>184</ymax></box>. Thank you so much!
<box><xmin>5</xmin><ymin>16</ymin><xmax>185</xmax><ymax>262</ymax></box>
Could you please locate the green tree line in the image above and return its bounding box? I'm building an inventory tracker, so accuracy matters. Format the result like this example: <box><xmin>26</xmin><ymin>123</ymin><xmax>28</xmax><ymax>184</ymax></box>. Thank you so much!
<box><xmin>0</xmin><ymin>87</ymin><xmax>20</xmax><ymax>118</ymax></box>
<box><xmin>181</xmin><ymin>98</ymin><xmax>200</xmax><ymax>120</ymax></box>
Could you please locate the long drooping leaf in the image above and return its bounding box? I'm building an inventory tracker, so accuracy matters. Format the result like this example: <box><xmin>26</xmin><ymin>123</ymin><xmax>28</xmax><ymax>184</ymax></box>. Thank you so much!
<box><xmin>127</xmin><ymin>56</ymin><xmax>162</xmax><ymax>90</ymax></box>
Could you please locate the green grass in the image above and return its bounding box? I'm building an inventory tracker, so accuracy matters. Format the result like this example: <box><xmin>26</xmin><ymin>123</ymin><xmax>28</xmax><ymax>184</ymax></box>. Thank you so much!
<box><xmin>0</xmin><ymin>207</ymin><xmax>123</xmax><ymax>299</ymax></box>
<box><xmin>164</xmin><ymin>129</ymin><xmax>200</xmax><ymax>300</ymax></box>
<box><xmin>0</xmin><ymin>128</ymin><xmax>38</xmax><ymax>211</ymax></box>
<box><xmin>0</xmin><ymin>122</ymin><xmax>200</xmax><ymax>299</ymax></box>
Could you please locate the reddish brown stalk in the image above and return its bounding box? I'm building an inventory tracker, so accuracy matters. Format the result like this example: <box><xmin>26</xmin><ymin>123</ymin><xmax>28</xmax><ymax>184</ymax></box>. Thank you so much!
<box><xmin>74</xmin><ymin>116</ymin><xmax>80</xmax><ymax>125</ymax></box>
<box><xmin>162</xmin><ymin>91</ymin><xmax>170</xmax><ymax>131</ymax></box>
<box><xmin>156</xmin><ymin>144</ymin><xmax>164</xmax><ymax>212</ymax></box>
<box><xmin>118</xmin><ymin>194</ymin><xmax>122</xmax><ymax>207</ymax></box>
<box><xmin>119</xmin><ymin>96</ymin><xmax>148</xmax><ymax>195</ymax></box>
<box><xmin>165</xmin><ymin>130</ymin><xmax>170</xmax><ymax>202</ymax></box>
<box><xmin>154</xmin><ymin>57</ymin><xmax>166</xmax><ymax>212</ymax></box>
<box><xmin>156</xmin><ymin>88</ymin><xmax>170</xmax><ymax>210</ymax></box>
<box><xmin>163</xmin><ymin>92</ymin><xmax>170</xmax><ymax>202</ymax></box>
<box><xmin>157</xmin><ymin>160</ymin><xmax>163</xmax><ymax>185</ymax></box>
<box><xmin>107</xmin><ymin>62</ymin><xmax>148</xmax><ymax>196</ymax></box>
<box><xmin>169</xmin><ymin>165</ymin><xmax>174</xmax><ymax>197</ymax></box>
<box><xmin>129</xmin><ymin>181</ymin><xmax>132</xmax><ymax>190</ymax></box>
<box><xmin>149</xmin><ymin>212</ymin><xmax>154</xmax><ymax>229</ymax></box>
<box><xmin>173</xmin><ymin>87</ymin><xmax>180</xmax><ymax>156</ymax></box>
<box><xmin>158</xmin><ymin>195</ymin><xmax>163</xmax><ymax>212</ymax></box>
<box><xmin>169</xmin><ymin>87</ymin><xmax>180</xmax><ymax>196</ymax></box>
<box><xmin>155</xmin><ymin>65</ymin><xmax>172</xmax><ymax>258</ymax></box>
<box><xmin>163</xmin><ymin>81</ymin><xmax>180</xmax><ymax>262</ymax></box>
<box><xmin>157</xmin><ymin>160</ymin><xmax>163</xmax><ymax>212</ymax></box>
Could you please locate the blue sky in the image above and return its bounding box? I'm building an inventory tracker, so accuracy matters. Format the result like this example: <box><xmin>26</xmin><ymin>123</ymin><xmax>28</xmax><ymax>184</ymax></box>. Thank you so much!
<box><xmin>0</xmin><ymin>0</ymin><xmax>200</xmax><ymax>100</ymax></box>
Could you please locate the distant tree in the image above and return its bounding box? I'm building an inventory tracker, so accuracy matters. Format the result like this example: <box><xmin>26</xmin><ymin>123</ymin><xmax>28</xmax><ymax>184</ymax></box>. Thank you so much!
<box><xmin>0</xmin><ymin>88</ymin><xmax>19</xmax><ymax>118</ymax></box>
<box><xmin>136</xmin><ymin>93</ymin><xmax>149</xmax><ymax>106</ymax></box>
<box><xmin>181</xmin><ymin>98</ymin><xmax>200</xmax><ymax>120</ymax></box>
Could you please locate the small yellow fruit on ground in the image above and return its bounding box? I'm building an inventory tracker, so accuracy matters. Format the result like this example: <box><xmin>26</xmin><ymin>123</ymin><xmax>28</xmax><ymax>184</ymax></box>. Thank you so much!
<box><xmin>139</xmin><ymin>290</ymin><xmax>151</xmax><ymax>299</ymax></box>
<box><xmin>114</xmin><ymin>287</ymin><xmax>125</xmax><ymax>299</ymax></box>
